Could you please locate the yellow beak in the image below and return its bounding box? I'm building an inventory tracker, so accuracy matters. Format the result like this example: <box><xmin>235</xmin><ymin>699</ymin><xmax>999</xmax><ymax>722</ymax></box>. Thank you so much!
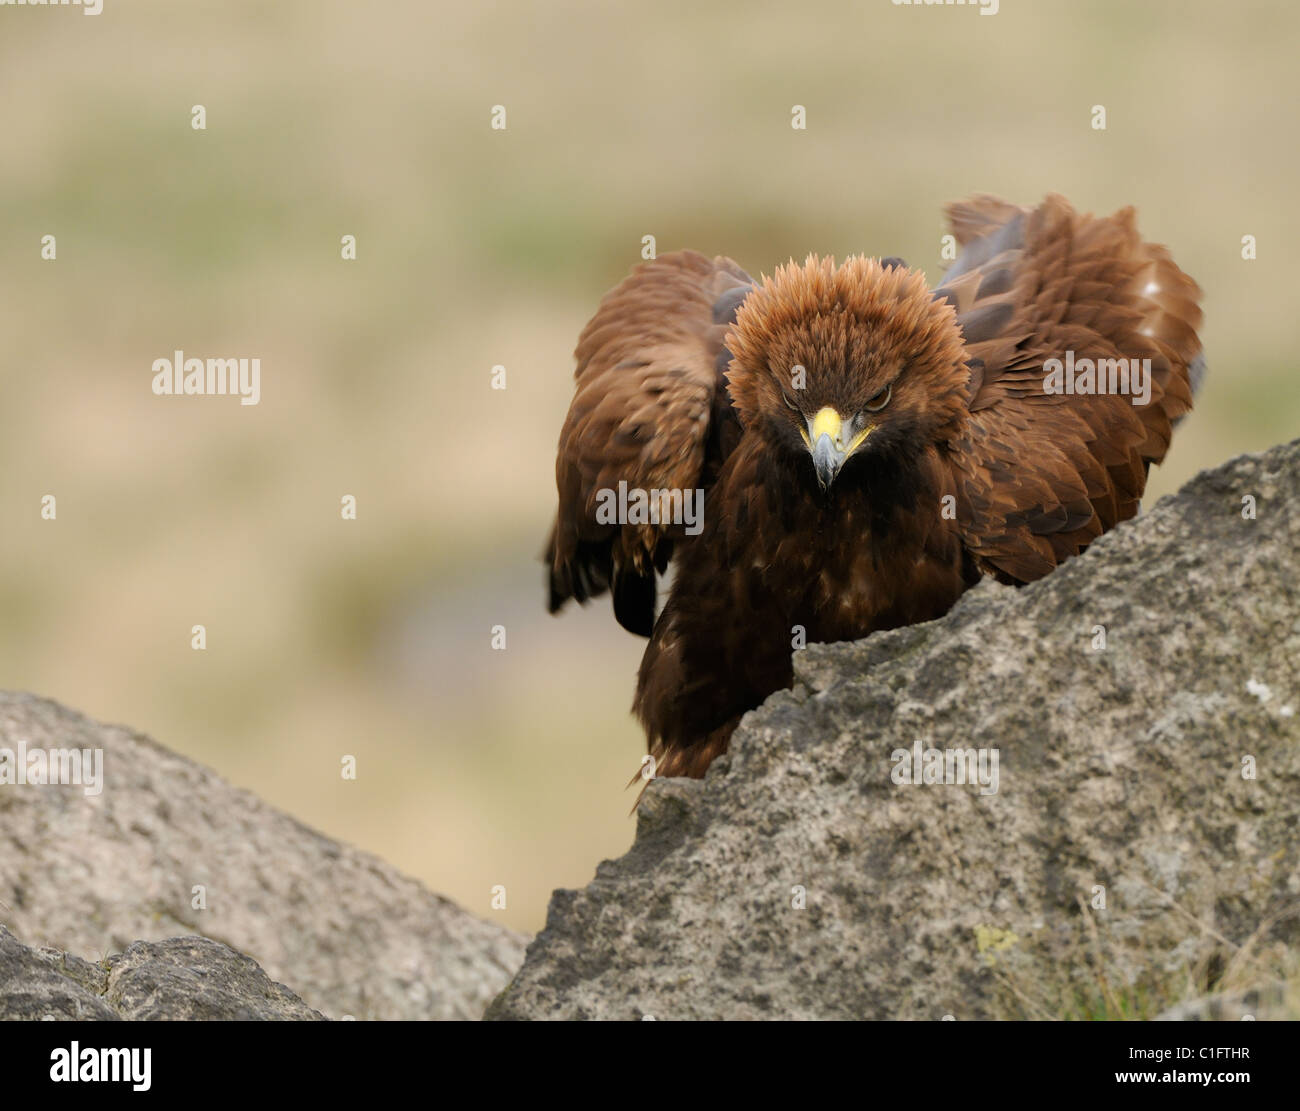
<box><xmin>809</xmin><ymin>407</ymin><xmax>842</xmax><ymax>444</ymax></box>
<box><xmin>803</xmin><ymin>407</ymin><xmax>873</xmax><ymax>488</ymax></box>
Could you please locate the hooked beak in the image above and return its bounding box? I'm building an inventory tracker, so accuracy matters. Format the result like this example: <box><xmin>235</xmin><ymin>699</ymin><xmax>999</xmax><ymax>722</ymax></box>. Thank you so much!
<box><xmin>811</xmin><ymin>433</ymin><xmax>842</xmax><ymax>490</ymax></box>
<box><xmin>802</xmin><ymin>407</ymin><xmax>873</xmax><ymax>489</ymax></box>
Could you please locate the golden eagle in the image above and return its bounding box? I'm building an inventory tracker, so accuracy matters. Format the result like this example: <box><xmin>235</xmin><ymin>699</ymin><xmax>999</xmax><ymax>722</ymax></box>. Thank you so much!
<box><xmin>545</xmin><ymin>194</ymin><xmax>1204</xmax><ymax>780</ymax></box>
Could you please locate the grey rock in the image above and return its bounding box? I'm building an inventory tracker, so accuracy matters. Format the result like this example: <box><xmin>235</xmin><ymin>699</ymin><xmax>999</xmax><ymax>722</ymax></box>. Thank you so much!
<box><xmin>487</xmin><ymin>439</ymin><xmax>1300</xmax><ymax>1020</ymax></box>
<box><xmin>0</xmin><ymin>925</ymin><xmax>117</xmax><ymax>1021</ymax></box>
<box><xmin>104</xmin><ymin>935</ymin><xmax>324</xmax><ymax>1020</ymax></box>
<box><xmin>0</xmin><ymin>697</ymin><xmax>527</xmax><ymax>1020</ymax></box>
<box><xmin>0</xmin><ymin>925</ymin><xmax>322</xmax><ymax>1020</ymax></box>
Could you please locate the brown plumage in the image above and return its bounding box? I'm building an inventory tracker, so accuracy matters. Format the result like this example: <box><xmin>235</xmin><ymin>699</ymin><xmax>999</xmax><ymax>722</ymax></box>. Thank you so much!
<box><xmin>545</xmin><ymin>194</ymin><xmax>1204</xmax><ymax>782</ymax></box>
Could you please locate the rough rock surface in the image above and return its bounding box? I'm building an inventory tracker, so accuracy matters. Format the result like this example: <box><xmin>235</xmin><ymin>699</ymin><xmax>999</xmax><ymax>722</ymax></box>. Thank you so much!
<box><xmin>487</xmin><ymin>440</ymin><xmax>1300</xmax><ymax>1020</ymax></box>
<box><xmin>0</xmin><ymin>925</ymin><xmax>323</xmax><ymax>1020</ymax></box>
<box><xmin>1154</xmin><ymin>979</ymin><xmax>1296</xmax><ymax>1022</ymax></box>
<box><xmin>0</xmin><ymin>696</ymin><xmax>527</xmax><ymax>1020</ymax></box>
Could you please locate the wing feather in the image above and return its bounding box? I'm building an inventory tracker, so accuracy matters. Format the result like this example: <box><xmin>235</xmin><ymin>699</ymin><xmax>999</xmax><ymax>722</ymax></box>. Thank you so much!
<box><xmin>546</xmin><ymin>250</ymin><xmax>753</xmax><ymax>634</ymax></box>
<box><xmin>941</xmin><ymin>194</ymin><xmax>1205</xmax><ymax>582</ymax></box>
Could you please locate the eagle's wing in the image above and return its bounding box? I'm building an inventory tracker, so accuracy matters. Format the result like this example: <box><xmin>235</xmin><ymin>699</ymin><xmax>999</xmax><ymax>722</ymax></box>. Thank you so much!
<box><xmin>940</xmin><ymin>194</ymin><xmax>1204</xmax><ymax>582</ymax></box>
<box><xmin>547</xmin><ymin>250</ymin><xmax>754</xmax><ymax>635</ymax></box>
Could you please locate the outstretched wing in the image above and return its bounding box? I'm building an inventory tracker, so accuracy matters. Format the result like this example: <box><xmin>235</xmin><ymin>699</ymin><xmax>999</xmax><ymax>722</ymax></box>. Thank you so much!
<box><xmin>940</xmin><ymin>194</ymin><xmax>1204</xmax><ymax>582</ymax></box>
<box><xmin>546</xmin><ymin>250</ymin><xmax>754</xmax><ymax>635</ymax></box>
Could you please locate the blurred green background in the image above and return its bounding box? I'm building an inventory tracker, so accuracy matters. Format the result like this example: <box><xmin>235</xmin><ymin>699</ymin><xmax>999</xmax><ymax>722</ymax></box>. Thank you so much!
<box><xmin>1</xmin><ymin>0</ymin><xmax>1295</xmax><ymax>932</ymax></box>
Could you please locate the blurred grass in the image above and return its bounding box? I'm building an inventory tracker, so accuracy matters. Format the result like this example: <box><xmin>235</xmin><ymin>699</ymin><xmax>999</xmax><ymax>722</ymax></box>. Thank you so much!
<box><xmin>1</xmin><ymin>0</ymin><xmax>1296</xmax><ymax>933</ymax></box>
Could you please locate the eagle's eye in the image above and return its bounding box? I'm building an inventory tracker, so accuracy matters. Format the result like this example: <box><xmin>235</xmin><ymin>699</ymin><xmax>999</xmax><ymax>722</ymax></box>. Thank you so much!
<box><xmin>864</xmin><ymin>383</ymin><xmax>892</xmax><ymax>412</ymax></box>
<box><xmin>781</xmin><ymin>389</ymin><xmax>801</xmax><ymax>412</ymax></box>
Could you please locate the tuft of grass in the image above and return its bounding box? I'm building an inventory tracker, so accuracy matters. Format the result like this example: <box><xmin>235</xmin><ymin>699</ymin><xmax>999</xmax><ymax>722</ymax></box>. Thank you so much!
<box><xmin>984</xmin><ymin>891</ymin><xmax>1300</xmax><ymax>1021</ymax></box>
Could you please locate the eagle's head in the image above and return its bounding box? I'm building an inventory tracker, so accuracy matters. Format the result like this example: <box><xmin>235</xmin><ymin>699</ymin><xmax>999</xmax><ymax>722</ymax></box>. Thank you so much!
<box><xmin>725</xmin><ymin>255</ymin><xmax>970</xmax><ymax>491</ymax></box>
